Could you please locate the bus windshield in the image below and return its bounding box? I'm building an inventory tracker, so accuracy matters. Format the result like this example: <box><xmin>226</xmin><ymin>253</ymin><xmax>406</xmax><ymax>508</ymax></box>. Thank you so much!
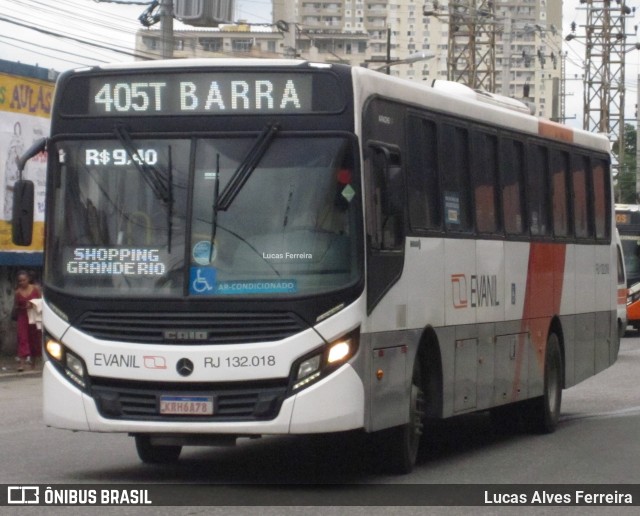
<box><xmin>45</xmin><ymin>135</ymin><xmax>361</xmax><ymax>298</ymax></box>
<box><xmin>620</xmin><ymin>235</ymin><xmax>640</xmax><ymax>284</ymax></box>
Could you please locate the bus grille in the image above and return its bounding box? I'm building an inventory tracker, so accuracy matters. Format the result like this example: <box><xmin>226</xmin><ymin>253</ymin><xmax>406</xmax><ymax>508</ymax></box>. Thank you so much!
<box><xmin>76</xmin><ymin>311</ymin><xmax>307</xmax><ymax>344</ymax></box>
<box><xmin>91</xmin><ymin>379</ymin><xmax>288</xmax><ymax>422</ymax></box>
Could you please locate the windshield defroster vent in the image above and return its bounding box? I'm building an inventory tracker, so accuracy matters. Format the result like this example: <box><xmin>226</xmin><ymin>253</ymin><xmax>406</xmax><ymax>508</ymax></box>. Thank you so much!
<box><xmin>76</xmin><ymin>311</ymin><xmax>308</xmax><ymax>344</ymax></box>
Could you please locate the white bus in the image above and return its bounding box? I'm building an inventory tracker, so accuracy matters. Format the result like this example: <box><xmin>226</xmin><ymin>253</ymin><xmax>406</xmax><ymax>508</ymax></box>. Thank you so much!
<box><xmin>13</xmin><ymin>60</ymin><xmax>617</xmax><ymax>474</ymax></box>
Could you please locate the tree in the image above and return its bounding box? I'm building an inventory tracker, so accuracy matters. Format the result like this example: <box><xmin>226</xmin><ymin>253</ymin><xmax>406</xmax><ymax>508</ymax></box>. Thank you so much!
<box><xmin>613</xmin><ymin>123</ymin><xmax>637</xmax><ymax>203</ymax></box>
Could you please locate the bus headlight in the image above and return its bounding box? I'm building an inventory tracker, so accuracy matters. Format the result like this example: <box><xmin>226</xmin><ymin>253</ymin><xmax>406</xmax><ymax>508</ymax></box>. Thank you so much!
<box><xmin>45</xmin><ymin>333</ymin><xmax>88</xmax><ymax>391</ymax></box>
<box><xmin>327</xmin><ymin>340</ymin><xmax>351</xmax><ymax>363</ymax></box>
<box><xmin>66</xmin><ymin>352</ymin><xmax>86</xmax><ymax>379</ymax></box>
<box><xmin>290</xmin><ymin>328</ymin><xmax>359</xmax><ymax>393</ymax></box>
<box><xmin>45</xmin><ymin>338</ymin><xmax>63</xmax><ymax>361</ymax></box>
<box><xmin>297</xmin><ymin>355</ymin><xmax>321</xmax><ymax>382</ymax></box>
<box><xmin>628</xmin><ymin>289</ymin><xmax>640</xmax><ymax>305</ymax></box>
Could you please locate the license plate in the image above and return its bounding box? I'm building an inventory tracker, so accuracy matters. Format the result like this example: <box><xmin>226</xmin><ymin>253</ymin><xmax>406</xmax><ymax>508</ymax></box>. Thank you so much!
<box><xmin>159</xmin><ymin>395</ymin><xmax>214</xmax><ymax>415</ymax></box>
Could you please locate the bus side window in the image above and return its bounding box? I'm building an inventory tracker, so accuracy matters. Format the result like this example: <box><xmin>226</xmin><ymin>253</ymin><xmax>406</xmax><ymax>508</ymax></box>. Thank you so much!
<box><xmin>550</xmin><ymin>149</ymin><xmax>570</xmax><ymax>238</ymax></box>
<box><xmin>500</xmin><ymin>138</ymin><xmax>525</xmax><ymax>235</ymax></box>
<box><xmin>368</xmin><ymin>145</ymin><xmax>405</xmax><ymax>251</ymax></box>
<box><xmin>472</xmin><ymin>130</ymin><xmax>500</xmax><ymax>234</ymax></box>
<box><xmin>441</xmin><ymin>123</ymin><xmax>471</xmax><ymax>232</ymax></box>
<box><xmin>406</xmin><ymin>116</ymin><xmax>440</xmax><ymax>230</ymax></box>
<box><xmin>572</xmin><ymin>154</ymin><xmax>592</xmax><ymax>240</ymax></box>
<box><xmin>592</xmin><ymin>158</ymin><xmax>610</xmax><ymax>240</ymax></box>
<box><xmin>527</xmin><ymin>144</ymin><xmax>550</xmax><ymax>236</ymax></box>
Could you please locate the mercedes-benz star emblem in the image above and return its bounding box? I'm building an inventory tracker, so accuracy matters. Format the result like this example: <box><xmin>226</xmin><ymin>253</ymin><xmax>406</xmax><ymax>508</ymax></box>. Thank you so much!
<box><xmin>176</xmin><ymin>358</ymin><xmax>194</xmax><ymax>377</ymax></box>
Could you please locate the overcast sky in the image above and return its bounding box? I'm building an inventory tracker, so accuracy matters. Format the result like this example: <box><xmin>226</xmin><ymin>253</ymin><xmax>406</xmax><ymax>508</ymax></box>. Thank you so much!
<box><xmin>0</xmin><ymin>0</ymin><xmax>639</xmax><ymax>129</ymax></box>
<box><xmin>0</xmin><ymin>0</ymin><xmax>272</xmax><ymax>70</ymax></box>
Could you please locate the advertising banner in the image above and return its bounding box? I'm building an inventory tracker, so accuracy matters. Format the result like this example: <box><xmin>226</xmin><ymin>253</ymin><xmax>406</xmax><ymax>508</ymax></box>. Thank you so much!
<box><xmin>0</xmin><ymin>72</ymin><xmax>52</xmax><ymax>253</ymax></box>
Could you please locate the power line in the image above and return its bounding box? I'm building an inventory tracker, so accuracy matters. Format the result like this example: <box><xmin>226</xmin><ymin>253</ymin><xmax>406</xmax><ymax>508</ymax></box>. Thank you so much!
<box><xmin>0</xmin><ymin>35</ymin><xmax>103</xmax><ymax>66</ymax></box>
<box><xmin>10</xmin><ymin>0</ymin><xmax>144</xmax><ymax>46</ymax></box>
<box><xmin>92</xmin><ymin>0</ymin><xmax>152</xmax><ymax>5</ymax></box>
<box><xmin>0</xmin><ymin>33</ymin><xmax>110</xmax><ymax>64</ymax></box>
<box><xmin>0</xmin><ymin>13</ymin><xmax>152</xmax><ymax>60</ymax></box>
<box><xmin>4</xmin><ymin>0</ymin><xmax>152</xmax><ymax>63</ymax></box>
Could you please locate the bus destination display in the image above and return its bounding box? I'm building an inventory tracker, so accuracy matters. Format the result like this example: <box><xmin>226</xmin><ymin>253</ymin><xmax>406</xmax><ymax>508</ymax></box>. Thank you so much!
<box><xmin>87</xmin><ymin>73</ymin><xmax>315</xmax><ymax>115</ymax></box>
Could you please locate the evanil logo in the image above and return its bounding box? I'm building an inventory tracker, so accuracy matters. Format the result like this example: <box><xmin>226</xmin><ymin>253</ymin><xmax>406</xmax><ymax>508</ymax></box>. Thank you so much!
<box><xmin>451</xmin><ymin>274</ymin><xmax>500</xmax><ymax>309</ymax></box>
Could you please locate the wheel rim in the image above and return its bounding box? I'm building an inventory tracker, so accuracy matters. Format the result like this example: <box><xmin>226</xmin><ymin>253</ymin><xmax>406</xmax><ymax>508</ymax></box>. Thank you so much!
<box><xmin>408</xmin><ymin>382</ymin><xmax>426</xmax><ymax>459</ymax></box>
<box><xmin>546</xmin><ymin>338</ymin><xmax>561</xmax><ymax>421</ymax></box>
<box><xmin>548</xmin><ymin>359</ymin><xmax>559</xmax><ymax>416</ymax></box>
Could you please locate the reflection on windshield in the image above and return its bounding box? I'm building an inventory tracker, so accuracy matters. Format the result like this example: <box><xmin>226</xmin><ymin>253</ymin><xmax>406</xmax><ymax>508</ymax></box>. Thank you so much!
<box><xmin>46</xmin><ymin>139</ymin><xmax>189</xmax><ymax>297</ymax></box>
<box><xmin>192</xmin><ymin>136</ymin><xmax>360</xmax><ymax>296</ymax></box>
<box><xmin>45</xmin><ymin>136</ymin><xmax>361</xmax><ymax>298</ymax></box>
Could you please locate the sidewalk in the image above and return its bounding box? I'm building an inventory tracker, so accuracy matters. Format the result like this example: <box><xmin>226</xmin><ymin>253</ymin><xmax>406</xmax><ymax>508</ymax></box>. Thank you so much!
<box><xmin>0</xmin><ymin>354</ymin><xmax>43</xmax><ymax>378</ymax></box>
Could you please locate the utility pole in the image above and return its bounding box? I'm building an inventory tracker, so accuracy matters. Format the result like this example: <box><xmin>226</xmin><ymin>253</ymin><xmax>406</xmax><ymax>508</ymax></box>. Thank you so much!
<box><xmin>580</xmin><ymin>1</ymin><xmax>632</xmax><ymax>172</ymax></box>
<box><xmin>447</xmin><ymin>0</ymin><xmax>496</xmax><ymax>91</ymax></box>
<box><xmin>500</xmin><ymin>9</ymin><xmax>512</xmax><ymax>97</ymax></box>
<box><xmin>637</xmin><ymin>74</ymin><xmax>640</xmax><ymax>200</ymax></box>
<box><xmin>160</xmin><ymin>0</ymin><xmax>174</xmax><ymax>59</ymax></box>
<box><xmin>560</xmin><ymin>51</ymin><xmax>567</xmax><ymax>123</ymax></box>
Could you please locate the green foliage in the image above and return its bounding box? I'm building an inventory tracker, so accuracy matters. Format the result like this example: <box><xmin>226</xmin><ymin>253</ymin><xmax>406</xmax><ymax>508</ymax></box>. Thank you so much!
<box><xmin>614</xmin><ymin>124</ymin><xmax>638</xmax><ymax>203</ymax></box>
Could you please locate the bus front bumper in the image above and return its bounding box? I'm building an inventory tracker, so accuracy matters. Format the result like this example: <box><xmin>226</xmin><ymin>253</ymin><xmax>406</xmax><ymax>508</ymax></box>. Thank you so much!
<box><xmin>42</xmin><ymin>361</ymin><xmax>365</xmax><ymax>435</ymax></box>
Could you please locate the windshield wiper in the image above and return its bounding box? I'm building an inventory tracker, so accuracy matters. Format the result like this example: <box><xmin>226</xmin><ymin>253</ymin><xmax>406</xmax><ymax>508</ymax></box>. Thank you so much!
<box><xmin>216</xmin><ymin>124</ymin><xmax>279</xmax><ymax>211</ymax></box>
<box><xmin>209</xmin><ymin>153</ymin><xmax>220</xmax><ymax>261</ymax></box>
<box><xmin>209</xmin><ymin>124</ymin><xmax>278</xmax><ymax>261</ymax></box>
<box><xmin>166</xmin><ymin>145</ymin><xmax>173</xmax><ymax>252</ymax></box>
<box><xmin>114</xmin><ymin>125</ymin><xmax>173</xmax><ymax>251</ymax></box>
<box><xmin>114</xmin><ymin>125</ymin><xmax>172</xmax><ymax>205</ymax></box>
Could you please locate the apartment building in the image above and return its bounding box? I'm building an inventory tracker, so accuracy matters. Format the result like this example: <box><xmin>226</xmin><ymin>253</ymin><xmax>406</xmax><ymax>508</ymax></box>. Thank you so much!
<box><xmin>272</xmin><ymin>0</ymin><xmax>563</xmax><ymax>118</ymax></box>
<box><xmin>135</xmin><ymin>1</ymin><xmax>562</xmax><ymax>119</ymax></box>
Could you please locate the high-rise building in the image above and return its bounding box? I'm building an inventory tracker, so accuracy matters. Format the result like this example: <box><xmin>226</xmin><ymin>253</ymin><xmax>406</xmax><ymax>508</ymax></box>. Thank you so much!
<box><xmin>135</xmin><ymin>1</ymin><xmax>563</xmax><ymax>119</ymax></box>
<box><xmin>494</xmin><ymin>1</ymin><xmax>563</xmax><ymax>120</ymax></box>
<box><xmin>272</xmin><ymin>0</ymin><xmax>563</xmax><ymax>119</ymax></box>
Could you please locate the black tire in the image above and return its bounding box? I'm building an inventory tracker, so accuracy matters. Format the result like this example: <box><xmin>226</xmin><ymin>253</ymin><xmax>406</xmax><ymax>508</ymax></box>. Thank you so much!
<box><xmin>524</xmin><ymin>332</ymin><xmax>563</xmax><ymax>433</ymax></box>
<box><xmin>134</xmin><ymin>435</ymin><xmax>182</xmax><ymax>464</ymax></box>
<box><xmin>374</xmin><ymin>358</ymin><xmax>426</xmax><ymax>475</ymax></box>
<box><xmin>615</xmin><ymin>320</ymin><xmax>623</xmax><ymax>357</ymax></box>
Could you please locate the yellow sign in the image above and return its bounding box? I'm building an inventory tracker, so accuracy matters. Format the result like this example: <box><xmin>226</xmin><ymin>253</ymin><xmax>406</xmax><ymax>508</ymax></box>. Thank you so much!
<box><xmin>0</xmin><ymin>73</ymin><xmax>54</xmax><ymax>118</ymax></box>
<box><xmin>0</xmin><ymin>220</ymin><xmax>45</xmax><ymax>251</ymax></box>
<box><xmin>616</xmin><ymin>213</ymin><xmax>631</xmax><ymax>225</ymax></box>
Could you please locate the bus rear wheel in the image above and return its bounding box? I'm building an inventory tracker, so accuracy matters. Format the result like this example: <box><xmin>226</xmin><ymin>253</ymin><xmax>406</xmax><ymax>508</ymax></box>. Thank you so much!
<box><xmin>134</xmin><ymin>434</ymin><xmax>182</xmax><ymax>464</ymax></box>
<box><xmin>524</xmin><ymin>332</ymin><xmax>563</xmax><ymax>433</ymax></box>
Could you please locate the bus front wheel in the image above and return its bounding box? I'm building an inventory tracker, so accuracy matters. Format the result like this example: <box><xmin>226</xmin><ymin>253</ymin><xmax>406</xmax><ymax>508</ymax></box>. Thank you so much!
<box><xmin>373</xmin><ymin>358</ymin><xmax>426</xmax><ymax>474</ymax></box>
<box><xmin>134</xmin><ymin>434</ymin><xmax>182</xmax><ymax>464</ymax></box>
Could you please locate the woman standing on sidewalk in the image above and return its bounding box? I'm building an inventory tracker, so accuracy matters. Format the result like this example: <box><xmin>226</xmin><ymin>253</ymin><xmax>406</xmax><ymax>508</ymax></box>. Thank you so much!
<box><xmin>13</xmin><ymin>270</ymin><xmax>42</xmax><ymax>372</ymax></box>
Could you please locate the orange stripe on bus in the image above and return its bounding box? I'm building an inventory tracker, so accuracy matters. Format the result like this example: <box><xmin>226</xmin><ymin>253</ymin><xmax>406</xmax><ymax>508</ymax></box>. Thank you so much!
<box><xmin>618</xmin><ymin>288</ymin><xmax>628</xmax><ymax>305</ymax></box>
<box><xmin>627</xmin><ymin>299</ymin><xmax>640</xmax><ymax>321</ymax></box>
<box><xmin>513</xmin><ymin>243</ymin><xmax>567</xmax><ymax>397</ymax></box>
<box><xmin>538</xmin><ymin>120</ymin><xmax>574</xmax><ymax>142</ymax></box>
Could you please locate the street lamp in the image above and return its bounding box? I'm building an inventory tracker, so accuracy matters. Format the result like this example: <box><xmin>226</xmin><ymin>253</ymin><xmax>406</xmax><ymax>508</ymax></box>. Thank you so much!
<box><xmin>373</xmin><ymin>52</ymin><xmax>436</xmax><ymax>73</ymax></box>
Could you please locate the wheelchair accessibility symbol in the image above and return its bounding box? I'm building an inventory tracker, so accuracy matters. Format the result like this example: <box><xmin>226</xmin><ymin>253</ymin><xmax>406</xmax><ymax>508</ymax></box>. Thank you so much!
<box><xmin>190</xmin><ymin>267</ymin><xmax>216</xmax><ymax>295</ymax></box>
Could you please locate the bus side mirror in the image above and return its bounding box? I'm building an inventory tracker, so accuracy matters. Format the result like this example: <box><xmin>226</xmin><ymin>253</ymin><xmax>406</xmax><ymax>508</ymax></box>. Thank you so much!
<box><xmin>16</xmin><ymin>137</ymin><xmax>47</xmax><ymax>174</ymax></box>
<box><xmin>12</xmin><ymin>180</ymin><xmax>35</xmax><ymax>246</ymax></box>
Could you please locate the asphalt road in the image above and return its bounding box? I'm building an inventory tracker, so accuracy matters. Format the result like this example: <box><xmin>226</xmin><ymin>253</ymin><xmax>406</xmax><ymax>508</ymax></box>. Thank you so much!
<box><xmin>1</xmin><ymin>335</ymin><xmax>639</xmax><ymax>515</ymax></box>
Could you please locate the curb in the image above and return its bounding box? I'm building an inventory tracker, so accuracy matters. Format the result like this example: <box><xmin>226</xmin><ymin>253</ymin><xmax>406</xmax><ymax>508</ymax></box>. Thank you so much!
<box><xmin>0</xmin><ymin>368</ymin><xmax>42</xmax><ymax>381</ymax></box>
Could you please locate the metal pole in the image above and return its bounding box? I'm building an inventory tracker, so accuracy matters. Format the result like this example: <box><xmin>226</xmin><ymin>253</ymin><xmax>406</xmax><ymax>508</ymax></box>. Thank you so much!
<box><xmin>386</xmin><ymin>28</ymin><xmax>391</xmax><ymax>75</ymax></box>
<box><xmin>636</xmin><ymin>74</ymin><xmax>640</xmax><ymax>201</ymax></box>
<box><xmin>160</xmin><ymin>0</ymin><xmax>174</xmax><ymax>59</ymax></box>
<box><xmin>501</xmin><ymin>11</ymin><xmax>511</xmax><ymax>97</ymax></box>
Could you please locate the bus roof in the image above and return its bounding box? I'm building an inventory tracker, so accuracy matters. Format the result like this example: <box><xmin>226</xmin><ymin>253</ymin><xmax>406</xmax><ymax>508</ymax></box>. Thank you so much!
<box><xmin>351</xmin><ymin>65</ymin><xmax>611</xmax><ymax>154</ymax></box>
<box><xmin>616</xmin><ymin>204</ymin><xmax>640</xmax><ymax>212</ymax></box>
<box><xmin>75</xmin><ymin>58</ymin><xmax>324</xmax><ymax>72</ymax></box>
